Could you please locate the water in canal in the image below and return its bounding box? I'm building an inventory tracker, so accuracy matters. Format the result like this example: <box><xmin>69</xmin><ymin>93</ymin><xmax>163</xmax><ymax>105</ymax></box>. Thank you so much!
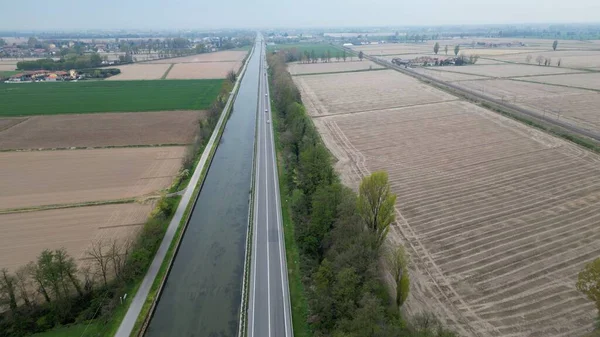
<box><xmin>145</xmin><ymin>39</ymin><xmax>260</xmax><ymax>337</ymax></box>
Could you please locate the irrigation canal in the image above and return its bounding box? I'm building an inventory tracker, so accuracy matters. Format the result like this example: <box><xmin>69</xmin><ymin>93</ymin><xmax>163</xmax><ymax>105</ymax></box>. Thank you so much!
<box><xmin>145</xmin><ymin>37</ymin><xmax>261</xmax><ymax>337</ymax></box>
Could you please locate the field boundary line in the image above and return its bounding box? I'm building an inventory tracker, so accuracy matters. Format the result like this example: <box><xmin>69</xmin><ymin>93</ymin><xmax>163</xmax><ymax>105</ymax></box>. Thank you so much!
<box><xmin>0</xmin><ymin>117</ymin><xmax>29</xmax><ymax>132</ymax></box>
<box><xmin>0</xmin><ymin>143</ymin><xmax>191</xmax><ymax>152</ymax></box>
<box><xmin>0</xmin><ymin>198</ymin><xmax>137</xmax><ymax>215</ymax></box>
<box><xmin>160</xmin><ymin>64</ymin><xmax>175</xmax><ymax>79</ymax></box>
<box><xmin>292</xmin><ymin>67</ymin><xmax>387</xmax><ymax>77</ymax></box>
<box><xmin>112</xmin><ymin>42</ymin><xmax>255</xmax><ymax>337</ymax></box>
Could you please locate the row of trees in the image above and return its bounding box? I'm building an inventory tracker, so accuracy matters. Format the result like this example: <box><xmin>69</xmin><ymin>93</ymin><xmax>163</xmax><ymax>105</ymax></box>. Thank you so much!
<box><xmin>16</xmin><ymin>53</ymin><xmax>104</xmax><ymax>71</ymax></box>
<box><xmin>433</xmin><ymin>43</ymin><xmax>461</xmax><ymax>56</ymax></box>
<box><xmin>268</xmin><ymin>50</ymin><xmax>456</xmax><ymax>336</ymax></box>
<box><xmin>526</xmin><ymin>54</ymin><xmax>563</xmax><ymax>67</ymax></box>
<box><xmin>0</xmin><ymin>196</ymin><xmax>179</xmax><ymax>336</ymax></box>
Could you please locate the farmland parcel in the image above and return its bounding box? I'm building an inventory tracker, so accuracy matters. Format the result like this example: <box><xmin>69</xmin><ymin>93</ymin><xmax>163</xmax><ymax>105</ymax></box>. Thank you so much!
<box><xmin>0</xmin><ymin>147</ymin><xmax>185</xmax><ymax>210</ymax></box>
<box><xmin>0</xmin><ymin>79</ymin><xmax>222</xmax><ymax>116</ymax></box>
<box><xmin>288</xmin><ymin>60</ymin><xmax>383</xmax><ymax>75</ymax></box>
<box><xmin>166</xmin><ymin>61</ymin><xmax>242</xmax><ymax>79</ymax></box>
<box><xmin>0</xmin><ymin>111</ymin><xmax>204</xmax><ymax>150</ymax></box>
<box><xmin>296</xmin><ymin>68</ymin><xmax>600</xmax><ymax>336</ymax></box>
<box><xmin>0</xmin><ymin>203</ymin><xmax>153</xmax><ymax>272</ymax></box>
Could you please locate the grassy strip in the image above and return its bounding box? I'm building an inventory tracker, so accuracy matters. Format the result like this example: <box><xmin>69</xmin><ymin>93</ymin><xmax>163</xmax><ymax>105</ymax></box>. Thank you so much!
<box><xmin>293</xmin><ymin>67</ymin><xmax>387</xmax><ymax>77</ymax></box>
<box><xmin>0</xmin><ymin>143</ymin><xmax>190</xmax><ymax>153</ymax></box>
<box><xmin>0</xmin><ymin>198</ymin><xmax>136</xmax><ymax>215</ymax></box>
<box><xmin>30</xmin><ymin>322</ymin><xmax>103</xmax><ymax>337</ymax></box>
<box><xmin>271</xmin><ymin>110</ymin><xmax>312</xmax><ymax>337</ymax></box>
<box><xmin>160</xmin><ymin>64</ymin><xmax>175</xmax><ymax>80</ymax></box>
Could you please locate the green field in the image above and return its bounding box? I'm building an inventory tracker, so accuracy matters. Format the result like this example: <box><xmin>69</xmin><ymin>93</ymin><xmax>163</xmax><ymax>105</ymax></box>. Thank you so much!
<box><xmin>0</xmin><ymin>79</ymin><xmax>223</xmax><ymax>117</ymax></box>
<box><xmin>0</xmin><ymin>70</ymin><xmax>19</xmax><ymax>78</ymax></box>
<box><xmin>267</xmin><ymin>43</ymin><xmax>352</xmax><ymax>56</ymax></box>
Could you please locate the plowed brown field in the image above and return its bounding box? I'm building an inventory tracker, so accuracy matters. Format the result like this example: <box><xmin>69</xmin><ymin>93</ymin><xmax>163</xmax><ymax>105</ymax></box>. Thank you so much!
<box><xmin>0</xmin><ymin>147</ymin><xmax>184</xmax><ymax>210</ymax></box>
<box><xmin>454</xmin><ymin>79</ymin><xmax>600</xmax><ymax>132</ymax></box>
<box><xmin>0</xmin><ymin>203</ymin><xmax>153</xmax><ymax>271</ymax></box>
<box><xmin>293</xmin><ymin>70</ymin><xmax>457</xmax><ymax>116</ymax></box>
<box><xmin>523</xmin><ymin>72</ymin><xmax>600</xmax><ymax>91</ymax></box>
<box><xmin>288</xmin><ymin>60</ymin><xmax>383</xmax><ymax>75</ymax></box>
<box><xmin>434</xmin><ymin>64</ymin><xmax>579</xmax><ymax>78</ymax></box>
<box><xmin>0</xmin><ymin>111</ymin><xmax>204</xmax><ymax>150</ymax></box>
<box><xmin>106</xmin><ymin>63</ymin><xmax>172</xmax><ymax>80</ymax></box>
<box><xmin>147</xmin><ymin>50</ymin><xmax>247</xmax><ymax>64</ymax></box>
<box><xmin>300</xmin><ymin>67</ymin><xmax>600</xmax><ymax>336</ymax></box>
<box><xmin>166</xmin><ymin>61</ymin><xmax>241</xmax><ymax>79</ymax></box>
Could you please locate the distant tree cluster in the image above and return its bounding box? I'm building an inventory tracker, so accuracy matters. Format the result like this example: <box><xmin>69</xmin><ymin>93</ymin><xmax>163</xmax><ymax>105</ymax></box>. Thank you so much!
<box><xmin>17</xmin><ymin>53</ymin><xmax>104</xmax><ymax>71</ymax></box>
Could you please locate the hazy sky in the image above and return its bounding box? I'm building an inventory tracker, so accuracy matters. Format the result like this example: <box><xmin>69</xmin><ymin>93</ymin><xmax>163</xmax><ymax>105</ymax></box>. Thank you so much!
<box><xmin>1</xmin><ymin>0</ymin><xmax>599</xmax><ymax>30</ymax></box>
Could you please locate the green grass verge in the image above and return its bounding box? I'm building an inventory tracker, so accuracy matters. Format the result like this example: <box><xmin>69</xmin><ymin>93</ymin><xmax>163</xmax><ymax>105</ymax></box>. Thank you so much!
<box><xmin>231</xmin><ymin>46</ymin><xmax>252</xmax><ymax>51</ymax></box>
<box><xmin>0</xmin><ymin>79</ymin><xmax>223</xmax><ymax>117</ymax></box>
<box><xmin>271</xmin><ymin>102</ymin><xmax>312</xmax><ymax>337</ymax></box>
<box><xmin>267</xmin><ymin>43</ymin><xmax>352</xmax><ymax>56</ymax></box>
<box><xmin>30</xmin><ymin>322</ymin><xmax>102</xmax><ymax>337</ymax></box>
<box><xmin>0</xmin><ymin>70</ymin><xmax>19</xmax><ymax>78</ymax></box>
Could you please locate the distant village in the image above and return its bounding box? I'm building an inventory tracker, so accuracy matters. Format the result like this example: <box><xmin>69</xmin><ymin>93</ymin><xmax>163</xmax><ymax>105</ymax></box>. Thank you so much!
<box><xmin>5</xmin><ymin>69</ymin><xmax>82</xmax><ymax>83</ymax></box>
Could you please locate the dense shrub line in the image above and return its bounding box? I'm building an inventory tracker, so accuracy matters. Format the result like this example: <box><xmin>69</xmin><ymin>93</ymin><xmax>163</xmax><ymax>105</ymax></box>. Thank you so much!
<box><xmin>268</xmin><ymin>51</ymin><xmax>456</xmax><ymax>337</ymax></box>
<box><xmin>0</xmin><ymin>197</ymin><xmax>179</xmax><ymax>337</ymax></box>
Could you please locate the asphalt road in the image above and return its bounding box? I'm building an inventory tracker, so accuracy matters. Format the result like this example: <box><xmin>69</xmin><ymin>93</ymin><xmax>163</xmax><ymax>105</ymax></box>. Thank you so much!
<box><xmin>248</xmin><ymin>39</ymin><xmax>294</xmax><ymax>337</ymax></box>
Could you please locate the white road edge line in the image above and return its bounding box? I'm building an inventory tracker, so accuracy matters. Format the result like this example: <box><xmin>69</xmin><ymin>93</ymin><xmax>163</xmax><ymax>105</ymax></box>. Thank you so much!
<box><xmin>265</xmin><ymin>47</ymin><xmax>292</xmax><ymax>337</ymax></box>
<box><xmin>250</xmin><ymin>41</ymin><xmax>262</xmax><ymax>337</ymax></box>
<box><xmin>264</xmin><ymin>64</ymin><xmax>272</xmax><ymax>337</ymax></box>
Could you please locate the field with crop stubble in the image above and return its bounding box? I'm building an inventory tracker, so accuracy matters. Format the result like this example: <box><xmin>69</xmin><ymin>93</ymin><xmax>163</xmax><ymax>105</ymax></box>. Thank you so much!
<box><xmin>298</xmin><ymin>67</ymin><xmax>600</xmax><ymax>336</ymax></box>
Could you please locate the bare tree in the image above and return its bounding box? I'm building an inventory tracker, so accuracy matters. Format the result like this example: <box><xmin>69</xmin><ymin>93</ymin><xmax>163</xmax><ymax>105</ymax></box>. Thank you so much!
<box><xmin>87</xmin><ymin>240</ymin><xmax>110</xmax><ymax>287</ymax></box>
<box><xmin>15</xmin><ymin>266</ymin><xmax>33</xmax><ymax>309</ymax></box>
<box><xmin>553</xmin><ymin>40</ymin><xmax>558</xmax><ymax>51</ymax></box>
<box><xmin>108</xmin><ymin>239</ymin><xmax>132</xmax><ymax>282</ymax></box>
<box><xmin>0</xmin><ymin>268</ymin><xmax>18</xmax><ymax>314</ymax></box>
<box><xmin>536</xmin><ymin>55</ymin><xmax>544</xmax><ymax>65</ymax></box>
<box><xmin>55</xmin><ymin>248</ymin><xmax>83</xmax><ymax>297</ymax></box>
<box><xmin>558</xmin><ymin>58</ymin><xmax>562</xmax><ymax>67</ymax></box>
<box><xmin>454</xmin><ymin>45</ymin><xmax>460</xmax><ymax>56</ymax></box>
<box><xmin>80</xmin><ymin>265</ymin><xmax>95</xmax><ymax>293</ymax></box>
<box><xmin>26</xmin><ymin>262</ymin><xmax>51</xmax><ymax>303</ymax></box>
<box><xmin>526</xmin><ymin>55</ymin><xmax>532</xmax><ymax>63</ymax></box>
<box><xmin>444</xmin><ymin>45</ymin><xmax>448</xmax><ymax>55</ymax></box>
